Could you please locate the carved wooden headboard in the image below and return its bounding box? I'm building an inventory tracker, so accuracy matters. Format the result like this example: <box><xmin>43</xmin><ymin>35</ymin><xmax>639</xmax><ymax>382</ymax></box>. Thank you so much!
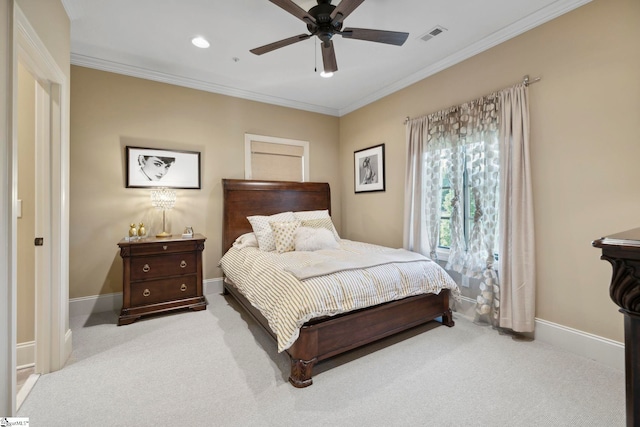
<box><xmin>222</xmin><ymin>179</ymin><xmax>331</xmax><ymax>254</ymax></box>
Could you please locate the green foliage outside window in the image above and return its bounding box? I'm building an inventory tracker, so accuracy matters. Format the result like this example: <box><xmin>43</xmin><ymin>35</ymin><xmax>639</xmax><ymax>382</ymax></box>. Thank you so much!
<box><xmin>438</xmin><ymin>167</ymin><xmax>478</xmax><ymax>250</ymax></box>
<box><xmin>439</xmin><ymin>181</ymin><xmax>453</xmax><ymax>248</ymax></box>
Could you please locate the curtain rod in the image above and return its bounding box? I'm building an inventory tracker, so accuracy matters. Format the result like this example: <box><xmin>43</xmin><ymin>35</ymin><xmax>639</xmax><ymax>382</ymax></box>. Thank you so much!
<box><xmin>522</xmin><ymin>74</ymin><xmax>541</xmax><ymax>87</ymax></box>
<box><xmin>404</xmin><ymin>74</ymin><xmax>542</xmax><ymax>124</ymax></box>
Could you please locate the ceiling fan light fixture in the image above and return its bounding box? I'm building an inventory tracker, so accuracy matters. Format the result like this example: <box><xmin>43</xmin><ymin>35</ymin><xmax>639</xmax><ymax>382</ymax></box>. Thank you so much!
<box><xmin>320</xmin><ymin>71</ymin><xmax>334</xmax><ymax>78</ymax></box>
<box><xmin>191</xmin><ymin>36</ymin><xmax>210</xmax><ymax>49</ymax></box>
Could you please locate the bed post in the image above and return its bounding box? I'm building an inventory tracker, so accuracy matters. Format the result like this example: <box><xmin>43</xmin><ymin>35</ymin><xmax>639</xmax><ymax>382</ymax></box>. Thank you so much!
<box><xmin>289</xmin><ymin>358</ymin><xmax>317</xmax><ymax>388</ymax></box>
<box><xmin>441</xmin><ymin>290</ymin><xmax>455</xmax><ymax>327</ymax></box>
<box><xmin>287</xmin><ymin>325</ymin><xmax>319</xmax><ymax>388</ymax></box>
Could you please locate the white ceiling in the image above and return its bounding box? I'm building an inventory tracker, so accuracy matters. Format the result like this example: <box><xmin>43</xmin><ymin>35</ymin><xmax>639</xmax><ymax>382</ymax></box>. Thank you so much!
<box><xmin>62</xmin><ymin>0</ymin><xmax>590</xmax><ymax>116</ymax></box>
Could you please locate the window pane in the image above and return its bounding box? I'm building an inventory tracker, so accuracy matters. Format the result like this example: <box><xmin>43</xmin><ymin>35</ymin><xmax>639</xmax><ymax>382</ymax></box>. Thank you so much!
<box><xmin>441</xmin><ymin>188</ymin><xmax>452</xmax><ymax>216</ymax></box>
<box><xmin>468</xmin><ymin>186</ymin><xmax>476</xmax><ymax>221</ymax></box>
<box><xmin>439</xmin><ymin>218</ymin><xmax>451</xmax><ymax>248</ymax></box>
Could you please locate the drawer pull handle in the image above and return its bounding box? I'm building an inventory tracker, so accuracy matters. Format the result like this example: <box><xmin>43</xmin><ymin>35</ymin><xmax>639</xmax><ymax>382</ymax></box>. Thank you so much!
<box><xmin>142</xmin><ymin>264</ymin><xmax>150</xmax><ymax>273</ymax></box>
<box><xmin>180</xmin><ymin>284</ymin><xmax>187</xmax><ymax>292</ymax></box>
<box><xmin>180</xmin><ymin>260</ymin><xmax>187</xmax><ymax>268</ymax></box>
<box><xmin>163</xmin><ymin>245</ymin><xmax>168</xmax><ymax>250</ymax></box>
<box><xmin>143</xmin><ymin>289</ymin><xmax>151</xmax><ymax>297</ymax></box>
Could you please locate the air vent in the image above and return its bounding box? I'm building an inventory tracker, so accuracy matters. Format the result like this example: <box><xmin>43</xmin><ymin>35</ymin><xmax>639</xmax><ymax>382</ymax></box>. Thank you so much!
<box><xmin>419</xmin><ymin>26</ymin><xmax>447</xmax><ymax>42</ymax></box>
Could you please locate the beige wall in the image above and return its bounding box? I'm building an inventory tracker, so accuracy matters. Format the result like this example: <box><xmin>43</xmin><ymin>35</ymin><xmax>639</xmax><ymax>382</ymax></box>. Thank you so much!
<box><xmin>339</xmin><ymin>0</ymin><xmax>639</xmax><ymax>343</ymax></box>
<box><xmin>17</xmin><ymin>63</ymin><xmax>35</xmax><ymax>344</ymax></box>
<box><xmin>69</xmin><ymin>67</ymin><xmax>341</xmax><ymax>298</ymax></box>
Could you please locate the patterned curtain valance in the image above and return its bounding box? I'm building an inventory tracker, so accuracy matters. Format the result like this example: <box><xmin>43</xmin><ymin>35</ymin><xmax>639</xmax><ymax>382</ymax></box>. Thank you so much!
<box><xmin>426</xmin><ymin>93</ymin><xmax>500</xmax><ymax>149</ymax></box>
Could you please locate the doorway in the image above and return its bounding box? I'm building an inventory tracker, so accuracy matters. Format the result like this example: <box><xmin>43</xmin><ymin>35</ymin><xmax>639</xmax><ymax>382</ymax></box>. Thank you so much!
<box><xmin>16</xmin><ymin>61</ymin><xmax>38</xmax><ymax>406</ymax></box>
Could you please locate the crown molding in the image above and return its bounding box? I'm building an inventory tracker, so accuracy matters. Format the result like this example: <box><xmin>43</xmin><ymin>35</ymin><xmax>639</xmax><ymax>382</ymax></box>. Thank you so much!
<box><xmin>61</xmin><ymin>0</ymin><xmax>83</xmax><ymax>21</ymax></box>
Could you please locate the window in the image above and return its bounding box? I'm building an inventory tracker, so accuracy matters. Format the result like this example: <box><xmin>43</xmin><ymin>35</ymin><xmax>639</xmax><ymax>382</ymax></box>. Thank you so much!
<box><xmin>435</xmin><ymin>142</ymin><xmax>499</xmax><ymax>259</ymax></box>
<box><xmin>439</xmin><ymin>160</ymin><xmax>453</xmax><ymax>249</ymax></box>
<box><xmin>244</xmin><ymin>134</ymin><xmax>309</xmax><ymax>182</ymax></box>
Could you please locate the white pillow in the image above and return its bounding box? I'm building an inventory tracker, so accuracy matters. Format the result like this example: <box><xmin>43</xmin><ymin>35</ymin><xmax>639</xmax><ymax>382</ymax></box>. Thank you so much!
<box><xmin>247</xmin><ymin>211</ymin><xmax>296</xmax><ymax>251</ymax></box>
<box><xmin>294</xmin><ymin>227</ymin><xmax>340</xmax><ymax>251</ymax></box>
<box><xmin>293</xmin><ymin>209</ymin><xmax>331</xmax><ymax>220</ymax></box>
<box><xmin>232</xmin><ymin>232</ymin><xmax>258</xmax><ymax>250</ymax></box>
<box><xmin>270</xmin><ymin>221</ymin><xmax>301</xmax><ymax>253</ymax></box>
<box><xmin>293</xmin><ymin>210</ymin><xmax>340</xmax><ymax>240</ymax></box>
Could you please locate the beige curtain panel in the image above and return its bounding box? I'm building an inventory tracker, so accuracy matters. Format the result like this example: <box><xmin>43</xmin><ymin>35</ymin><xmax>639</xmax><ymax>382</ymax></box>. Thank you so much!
<box><xmin>498</xmin><ymin>84</ymin><xmax>536</xmax><ymax>332</ymax></box>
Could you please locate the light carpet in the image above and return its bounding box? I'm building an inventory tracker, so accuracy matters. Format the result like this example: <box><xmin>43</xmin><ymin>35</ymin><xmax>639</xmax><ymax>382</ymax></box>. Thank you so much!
<box><xmin>18</xmin><ymin>293</ymin><xmax>625</xmax><ymax>426</ymax></box>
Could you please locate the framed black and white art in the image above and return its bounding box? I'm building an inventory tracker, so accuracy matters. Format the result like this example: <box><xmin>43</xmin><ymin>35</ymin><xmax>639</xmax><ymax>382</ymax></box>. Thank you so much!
<box><xmin>354</xmin><ymin>143</ymin><xmax>385</xmax><ymax>193</ymax></box>
<box><xmin>126</xmin><ymin>146</ymin><xmax>201</xmax><ymax>189</ymax></box>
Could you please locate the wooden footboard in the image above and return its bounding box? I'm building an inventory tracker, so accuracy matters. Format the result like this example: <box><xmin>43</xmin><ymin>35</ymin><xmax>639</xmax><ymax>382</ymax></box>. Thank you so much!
<box><xmin>223</xmin><ymin>278</ymin><xmax>453</xmax><ymax>387</ymax></box>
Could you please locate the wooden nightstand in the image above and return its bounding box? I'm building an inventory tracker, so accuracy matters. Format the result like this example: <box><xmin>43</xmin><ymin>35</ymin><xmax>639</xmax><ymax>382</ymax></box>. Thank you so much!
<box><xmin>117</xmin><ymin>234</ymin><xmax>207</xmax><ymax>325</ymax></box>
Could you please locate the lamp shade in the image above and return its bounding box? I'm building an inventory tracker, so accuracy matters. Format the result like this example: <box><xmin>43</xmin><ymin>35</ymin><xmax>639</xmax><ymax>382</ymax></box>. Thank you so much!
<box><xmin>151</xmin><ymin>188</ymin><xmax>176</xmax><ymax>210</ymax></box>
<box><xmin>151</xmin><ymin>188</ymin><xmax>176</xmax><ymax>237</ymax></box>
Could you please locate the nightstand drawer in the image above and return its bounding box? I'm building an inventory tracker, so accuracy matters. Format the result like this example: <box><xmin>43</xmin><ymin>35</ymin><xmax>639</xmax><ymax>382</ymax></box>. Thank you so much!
<box><xmin>130</xmin><ymin>253</ymin><xmax>197</xmax><ymax>280</ymax></box>
<box><xmin>130</xmin><ymin>275</ymin><xmax>197</xmax><ymax>306</ymax></box>
<box><xmin>130</xmin><ymin>239</ymin><xmax>200</xmax><ymax>256</ymax></box>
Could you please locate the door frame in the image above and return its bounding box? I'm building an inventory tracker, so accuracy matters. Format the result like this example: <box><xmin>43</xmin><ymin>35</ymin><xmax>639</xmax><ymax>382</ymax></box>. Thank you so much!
<box><xmin>0</xmin><ymin>1</ymin><xmax>70</xmax><ymax>415</ymax></box>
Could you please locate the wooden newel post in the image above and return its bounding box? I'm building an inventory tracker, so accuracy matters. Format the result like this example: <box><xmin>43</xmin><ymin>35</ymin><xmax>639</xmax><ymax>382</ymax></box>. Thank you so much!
<box><xmin>593</xmin><ymin>228</ymin><xmax>640</xmax><ymax>427</ymax></box>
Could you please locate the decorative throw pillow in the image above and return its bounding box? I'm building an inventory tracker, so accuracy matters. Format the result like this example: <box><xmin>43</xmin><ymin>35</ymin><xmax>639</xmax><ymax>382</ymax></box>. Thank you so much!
<box><xmin>300</xmin><ymin>218</ymin><xmax>340</xmax><ymax>241</ymax></box>
<box><xmin>232</xmin><ymin>232</ymin><xmax>258</xmax><ymax>250</ymax></box>
<box><xmin>247</xmin><ymin>211</ymin><xmax>296</xmax><ymax>251</ymax></box>
<box><xmin>293</xmin><ymin>210</ymin><xmax>340</xmax><ymax>240</ymax></box>
<box><xmin>294</xmin><ymin>226</ymin><xmax>341</xmax><ymax>252</ymax></box>
<box><xmin>270</xmin><ymin>221</ymin><xmax>301</xmax><ymax>253</ymax></box>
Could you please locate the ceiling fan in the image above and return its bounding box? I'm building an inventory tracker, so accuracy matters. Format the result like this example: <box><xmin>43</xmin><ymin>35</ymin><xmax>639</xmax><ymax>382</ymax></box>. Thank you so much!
<box><xmin>250</xmin><ymin>0</ymin><xmax>409</xmax><ymax>74</ymax></box>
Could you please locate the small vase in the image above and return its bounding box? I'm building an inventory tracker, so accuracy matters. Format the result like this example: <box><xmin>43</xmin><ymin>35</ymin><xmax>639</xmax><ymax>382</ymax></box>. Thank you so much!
<box><xmin>138</xmin><ymin>222</ymin><xmax>146</xmax><ymax>237</ymax></box>
<box><xmin>128</xmin><ymin>223</ymin><xmax>138</xmax><ymax>239</ymax></box>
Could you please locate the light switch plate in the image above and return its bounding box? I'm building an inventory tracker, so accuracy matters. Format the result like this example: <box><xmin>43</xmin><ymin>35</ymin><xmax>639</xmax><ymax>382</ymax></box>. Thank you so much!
<box><xmin>17</xmin><ymin>199</ymin><xmax>22</xmax><ymax>218</ymax></box>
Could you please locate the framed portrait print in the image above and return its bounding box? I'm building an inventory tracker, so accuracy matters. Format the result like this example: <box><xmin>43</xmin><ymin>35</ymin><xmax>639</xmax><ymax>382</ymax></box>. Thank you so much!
<box><xmin>354</xmin><ymin>143</ymin><xmax>385</xmax><ymax>193</ymax></box>
<box><xmin>126</xmin><ymin>146</ymin><xmax>201</xmax><ymax>189</ymax></box>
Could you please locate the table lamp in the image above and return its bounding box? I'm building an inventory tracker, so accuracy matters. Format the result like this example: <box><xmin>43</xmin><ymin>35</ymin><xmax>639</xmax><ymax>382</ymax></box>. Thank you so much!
<box><xmin>151</xmin><ymin>188</ymin><xmax>176</xmax><ymax>237</ymax></box>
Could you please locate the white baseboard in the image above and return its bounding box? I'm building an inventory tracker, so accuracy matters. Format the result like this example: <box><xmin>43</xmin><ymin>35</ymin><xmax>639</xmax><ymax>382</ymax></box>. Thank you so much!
<box><xmin>17</xmin><ymin>341</ymin><xmax>35</xmax><ymax>369</ymax></box>
<box><xmin>534</xmin><ymin>318</ymin><xmax>624</xmax><ymax>371</ymax></box>
<box><xmin>69</xmin><ymin>292</ymin><xmax>123</xmax><ymax>317</ymax></box>
<box><xmin>16</xmin><ymin>373</ymin><xmax>40</xmax><ymax>411</ymax></box>
<box><xmin>69</xmin><ymin>277</ymin><xmax>224</xmax><ymax>317</ymax></box>
<box><xmin>64</xmin><ymin>328</ymin><xmax>73</xmax><ymax>366</ymax></box>
<box><xmin>454</xmin><ymin>295</ymin><xmax>623</xmax><ymax>371</ymax></box>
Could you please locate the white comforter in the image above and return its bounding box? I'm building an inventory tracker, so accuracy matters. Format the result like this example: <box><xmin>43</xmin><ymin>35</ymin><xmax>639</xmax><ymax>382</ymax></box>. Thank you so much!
<box><xmin>219</xmin><ymin>239</ymin><xmax>460</xmax><ymax>352</ymax></box>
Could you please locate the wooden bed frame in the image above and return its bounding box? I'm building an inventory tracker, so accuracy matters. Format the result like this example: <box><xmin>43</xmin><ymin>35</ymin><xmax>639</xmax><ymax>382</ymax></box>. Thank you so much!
<box><xmin>222</xmin><ymin>178</ymin><xmax>454</xmax><ymax>387</ymax></box>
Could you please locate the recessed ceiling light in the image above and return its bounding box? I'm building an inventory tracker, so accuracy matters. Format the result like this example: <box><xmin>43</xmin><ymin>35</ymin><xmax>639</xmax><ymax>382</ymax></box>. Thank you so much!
<box><xmin>320</xmin><ymin>71</ymin><xmax>333</xmax><ymax>78</ymax></box>
<box><xmin>191</xmin><ymin>37</ymin><xmax>210</xmax><ymax>49</ymax></box>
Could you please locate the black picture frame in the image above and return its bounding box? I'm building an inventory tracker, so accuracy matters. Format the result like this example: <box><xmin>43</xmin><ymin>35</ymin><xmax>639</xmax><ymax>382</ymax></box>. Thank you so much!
<box><xmin>354</xmin><ymin>143</ymin><xmax>385</xmax><ymax>193</ymax></box>
<box><xmin>126</xmin><ymin>146</ymin><xmax>201</xmax><ymax>189</ymax></box>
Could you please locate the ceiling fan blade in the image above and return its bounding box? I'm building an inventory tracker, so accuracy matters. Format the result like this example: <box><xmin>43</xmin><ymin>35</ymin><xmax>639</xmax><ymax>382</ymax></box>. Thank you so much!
<box><xmin>330</xmin><ymin>0</ymin><xmax>365</xmax><ymax>22</ymax></box>
<box><xmin>269</xmin><ymin>0</ymin><xmax>316</xmax><ymax>25</ymax></box>
<box><xmin>341</xmin><ymin>27</ymin><xmax>409</xmax><ymax>46</ymax></box>
<box><xmin>321</xmin><ymin>41</ymin><xmax>338</xmax><ymax>73</ymax></box>
<box><xmin>250</xmin><ymin>34</ymin><xmax>311</xmax><ymax>55</ymax></box>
